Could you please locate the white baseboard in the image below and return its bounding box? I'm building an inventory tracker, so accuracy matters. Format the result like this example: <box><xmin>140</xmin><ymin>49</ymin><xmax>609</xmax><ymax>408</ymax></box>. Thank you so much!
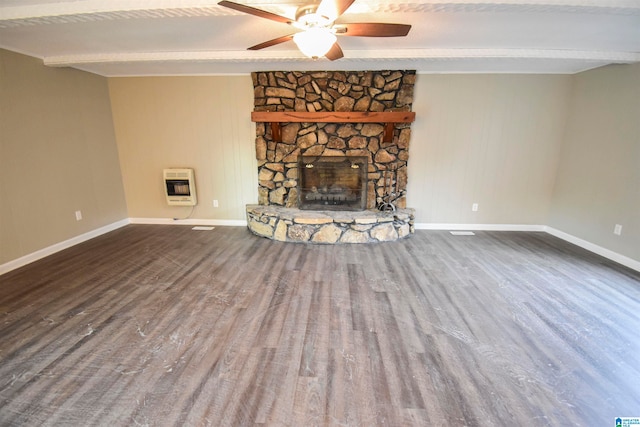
<box><xmin>0</xmin><ymin>219</ymin><xmax>130</xmax><ymax>276</ymax></box>
<box><xmin>414</xmin><ymin>223</ymin><xmax>546</xmax><ymax>232</ymax></box>
<box><xmin>129</xmin><ymin>217</ymin><xmax>247</xmax><ymax>227</ymax></box>
<box><xmin>3</xmin><ymin>220</ymin><xmax>637</xmax><ymax>276</ymax></box>
<box><xmin>413</xmin><ymin>222</ymin><xmax>639</xmax><ymax>273</ymax></box>
<box><xmin>544</xmin><ymin>226</ymin><xmax>640</xmax><ymax>273</ymax></box>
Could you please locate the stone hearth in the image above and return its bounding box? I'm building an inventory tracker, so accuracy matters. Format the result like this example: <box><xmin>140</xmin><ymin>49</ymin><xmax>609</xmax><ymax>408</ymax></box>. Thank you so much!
<box><xmin>246</xmin><ymin>205</ymin><xmax>414</xmax><ymax>244</ymax></box>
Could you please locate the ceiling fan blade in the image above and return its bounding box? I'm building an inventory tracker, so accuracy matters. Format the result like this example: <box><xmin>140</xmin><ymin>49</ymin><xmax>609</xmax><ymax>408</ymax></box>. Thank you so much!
<box><xmin>325</xmin><ymin>42</ymin><xmax>344</xmax><ymax>61</ymax></box>
<box><xmin>248</xmin><ymin>34</ymin><xmax>295</xmax><ymax>50</ymax></box>
<box><xmin>339</xmin><ymin>22</ymin><xmax>411</xmax><ymax>37</ymax></box>
<box><xmin>218</xmin><ymin>1</ymin><xmax>292</xmax><ymax>25</ymax></box>
<box><xmin>317</xmin><ymin>0</ymin><xmax>356</xmax><ymax>21</ymax></box>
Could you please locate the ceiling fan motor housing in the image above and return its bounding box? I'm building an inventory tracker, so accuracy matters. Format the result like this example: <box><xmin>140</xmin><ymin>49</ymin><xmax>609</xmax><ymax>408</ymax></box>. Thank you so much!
<box><xmin>295</xmin><ymin>4</ymin><xmax>333</xmax><ymax>28</ymax></box>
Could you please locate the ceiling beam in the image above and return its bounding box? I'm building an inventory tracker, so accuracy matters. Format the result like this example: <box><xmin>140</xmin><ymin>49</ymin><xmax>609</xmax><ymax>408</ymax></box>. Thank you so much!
<box><xmin>42</xmin><ymin>48</ymin><xmax>640</xmax><ymax>68</ymax></box>
<box><xmin>1</xmin><ymin>0</ymin><xmax>639</xmax><ymax>23</ymax></box>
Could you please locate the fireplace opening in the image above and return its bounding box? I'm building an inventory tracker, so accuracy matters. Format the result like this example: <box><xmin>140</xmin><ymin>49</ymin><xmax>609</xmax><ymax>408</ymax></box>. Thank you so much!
<box><xmin>298</xmin><ymin>155</ymin><xmax>368</xmax><ymax>211</ymax></box>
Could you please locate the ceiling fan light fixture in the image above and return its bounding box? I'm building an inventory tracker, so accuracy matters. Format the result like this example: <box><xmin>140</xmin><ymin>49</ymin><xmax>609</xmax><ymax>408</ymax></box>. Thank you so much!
<box><xmin>293</xmin><ymin>27</ymin><xmax>337</xmax><ymax>59</ymax></box>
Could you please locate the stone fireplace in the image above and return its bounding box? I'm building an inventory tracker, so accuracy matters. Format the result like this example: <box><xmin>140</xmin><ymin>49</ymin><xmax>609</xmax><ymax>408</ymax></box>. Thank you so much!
<box><xmin>246</xmin><ymin>70</ymin><xmax>416</xmax><ymax>243</ymax></box>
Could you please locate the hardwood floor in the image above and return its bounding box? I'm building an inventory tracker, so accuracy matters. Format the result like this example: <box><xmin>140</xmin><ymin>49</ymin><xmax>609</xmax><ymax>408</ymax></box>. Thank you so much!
<box><xmin>1</xmin><ymin>225</ymin><xmax>639</xmax><ymax>426</ymax></box>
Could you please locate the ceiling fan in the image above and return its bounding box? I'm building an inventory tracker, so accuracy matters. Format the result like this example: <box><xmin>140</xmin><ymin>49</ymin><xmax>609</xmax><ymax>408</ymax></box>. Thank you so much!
<box><xmin>218</xmin><ymin>0</ymin><xmax>411</xmax><ymax>60</ymax></box>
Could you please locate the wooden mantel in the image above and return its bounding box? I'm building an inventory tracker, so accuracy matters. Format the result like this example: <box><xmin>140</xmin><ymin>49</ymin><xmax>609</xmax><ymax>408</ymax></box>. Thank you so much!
<box><xmin>251</xmin><ymin>111</ymin><xmax>416</xmax><ymax>143</ymax></box>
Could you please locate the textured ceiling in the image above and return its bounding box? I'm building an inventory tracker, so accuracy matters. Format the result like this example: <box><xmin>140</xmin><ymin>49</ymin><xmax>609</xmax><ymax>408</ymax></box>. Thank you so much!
<box><xmin>1</xmin><ymin>0</ymin><xmax>639</xmax><ymax>76</ymax></box>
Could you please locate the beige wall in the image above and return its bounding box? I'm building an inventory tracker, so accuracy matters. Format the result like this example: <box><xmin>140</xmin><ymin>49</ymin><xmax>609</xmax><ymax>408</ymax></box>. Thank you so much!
<box><xmin>109</xmin><ymin>73</ymin><xmax>572</xmax><ymax>227</ymax></box>
<box><xmin>549</xmin><ymin>63</ymin><xmax>640</xmax><ymax>262</ymax></box>
<box><xmin>0</xmin><ymin>49</ymin><xmax>127</xmax><ymax>265</ymax></box>
<box><xmin>408</xmin><ymin>74</ymin><xmax>572</xmax><ymax>224</ymax></box>
<box><xmin>108</xmin><ymin>76</ymin><xmax>257</xmax><ymax>221</ymax></box>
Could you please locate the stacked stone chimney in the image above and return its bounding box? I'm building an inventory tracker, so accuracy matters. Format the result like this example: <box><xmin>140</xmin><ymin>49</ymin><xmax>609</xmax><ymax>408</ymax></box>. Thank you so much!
<box><xmin>252</xmin><ymin>70</ymin><xmax>416</xmax><ymax>210</ymax></box>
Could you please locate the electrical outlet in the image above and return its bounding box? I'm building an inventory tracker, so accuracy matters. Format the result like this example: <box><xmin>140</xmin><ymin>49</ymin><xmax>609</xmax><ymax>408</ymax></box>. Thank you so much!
<box><xmin>213</xmin><ymin>200</ymin><xmax>219</xmax><ymax>208</ymax></box>
<box><xmin>472</xmin><ymin>203</ymin><xmax>479</xmax><ymax>212</ymax></box>
<box><xmin>75</xmin><ymin>210</ymin><xmax>82</xmax><ymax>221</ymax></box>
<box><xmin>614</xmin><ymin>224</ymin><xmax>622</xmax><ymax>235</ymax></box>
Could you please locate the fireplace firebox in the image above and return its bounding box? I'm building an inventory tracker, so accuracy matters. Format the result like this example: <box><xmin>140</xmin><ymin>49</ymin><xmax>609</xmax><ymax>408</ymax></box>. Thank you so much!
<box><xmin>298</xmin><ymin>156</ymin><xmax>368</xmax><ymax>211</ymax></box>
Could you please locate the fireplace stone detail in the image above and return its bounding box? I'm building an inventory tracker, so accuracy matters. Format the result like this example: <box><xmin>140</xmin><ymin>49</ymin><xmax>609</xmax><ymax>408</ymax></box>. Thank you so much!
<box><xmin>246</xmin><ymin>205</ymin><xmax>414</xmax><ymax>244</ymax></box>
<box><xmin>252</xmin><ymin>70</ymin><xmax>415</xmax><ymax>210</ymax></box>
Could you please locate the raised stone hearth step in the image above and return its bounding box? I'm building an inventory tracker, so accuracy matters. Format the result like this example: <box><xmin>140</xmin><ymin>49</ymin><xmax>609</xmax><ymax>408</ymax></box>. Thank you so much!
<box><xmin>246</xmin><ymin>205</ymin><xmax>415</xmax><ymax>244</ymax></box>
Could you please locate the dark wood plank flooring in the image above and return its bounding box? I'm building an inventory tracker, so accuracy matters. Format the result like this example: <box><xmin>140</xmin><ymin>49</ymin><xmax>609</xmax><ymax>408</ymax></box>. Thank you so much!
<box><xmin>1</xmin><ymin>225</ymin><xmax>639</xmax><ymax>426</ymax></box>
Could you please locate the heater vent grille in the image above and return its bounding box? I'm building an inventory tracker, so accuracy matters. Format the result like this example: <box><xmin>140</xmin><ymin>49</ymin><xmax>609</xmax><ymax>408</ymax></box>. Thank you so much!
<box><xmin>163</xmin><ymin>168</ymin><xmax>197</xmax><ymax>206</ymax></box>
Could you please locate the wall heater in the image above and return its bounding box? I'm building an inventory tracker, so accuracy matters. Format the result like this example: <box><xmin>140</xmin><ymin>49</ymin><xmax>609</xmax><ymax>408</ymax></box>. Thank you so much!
<box><xmin>163</xmin><ymin>168</ymin><xmax>197</xmax><ymax>206</ymax></box>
